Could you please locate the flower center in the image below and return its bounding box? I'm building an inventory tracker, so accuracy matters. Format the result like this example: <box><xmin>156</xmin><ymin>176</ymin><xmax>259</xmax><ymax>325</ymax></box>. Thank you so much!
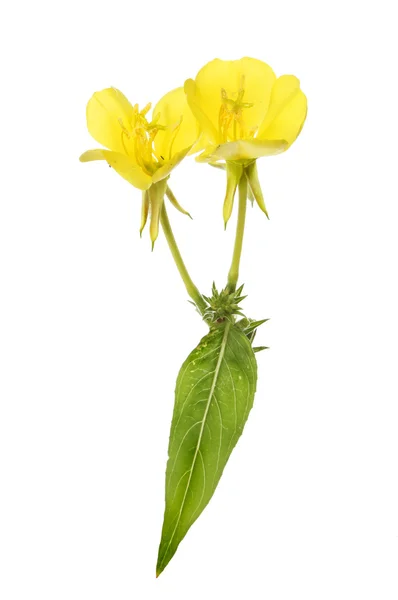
<box><xmin>218</xmin><ymin>76</ymin><xmax>255</xmax><ymax>143</ymax></box>
<box><xmin>118</xmin><ymin>103</ymin><xmax>167</xmax><ymax>175</ymax></box>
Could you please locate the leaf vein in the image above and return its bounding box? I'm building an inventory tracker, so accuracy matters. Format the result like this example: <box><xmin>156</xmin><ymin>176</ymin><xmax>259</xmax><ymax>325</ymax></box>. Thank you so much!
<box><xmin>158</xmin><ymin>323</ymin><xmax>231</xmax><ymax>572</ymax></box>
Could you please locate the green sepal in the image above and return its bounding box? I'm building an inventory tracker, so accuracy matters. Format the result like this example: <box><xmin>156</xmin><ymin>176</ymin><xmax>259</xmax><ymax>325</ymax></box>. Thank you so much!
<box><xmin>247</xmin><ymin>183</ymin><xmax>255</xmax><ymax>206</ymax></box>
<box><xmin>156</xmin><ymin>321</ymin><xmax>258</xmax><ymax>576</ymax></box>
<box><xmin>245</xmin><ymin>161</ymin><xmax>269</xmax><ymax>218</ymax></box>
<box><xmin>149</xmin><ymin>179</ymin><xmax>168</xmax><ymax>249</ymax></box>
<box><xmin>253</xmin><ymin>346</ymin><xmax>269</xmax><ymax>353</ymax></box>
<box><xmin>223</xmin><ymin>162</ymin><xmax>243</xmax><ymax>228</ymax></box>
<box><xmin>166</xmin><ymin>186</ymin><xmax>192</xmax><ymax>219</ymax></box>
<box><xmin>140</xmin><ymin>190</ymin><xmax>150</xmax><ymax>237</ymax></box>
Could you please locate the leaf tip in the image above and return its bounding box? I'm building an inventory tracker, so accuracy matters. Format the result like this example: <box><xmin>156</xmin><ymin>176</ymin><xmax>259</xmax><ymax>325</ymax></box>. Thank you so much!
<box><xmin>156</xmin><ymin>556</ymin><xmax>166</xmax><ymax>578</ymax></box>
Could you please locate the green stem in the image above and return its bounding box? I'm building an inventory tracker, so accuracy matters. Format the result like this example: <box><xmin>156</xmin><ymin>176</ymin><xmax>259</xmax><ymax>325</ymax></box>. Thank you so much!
<box><xmin>160</xmin><ymin>203</ymin><xmax>206</xmax><ymax>314</ymax></box>
<box><xmin>227</xmin><ymin>174</ymin><xmax>247</xmax><ymax>291</ymax></box>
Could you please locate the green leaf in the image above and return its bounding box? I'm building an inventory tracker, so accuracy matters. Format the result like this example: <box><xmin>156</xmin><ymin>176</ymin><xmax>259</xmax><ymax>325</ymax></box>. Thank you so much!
<box><xmin>156</xmin><ymin>322</ymin><xmax>257</xmax><ymax>576</ymax></box>
<box><xmin>236</xmin><ymin>317</ymin><xmax>269</xmax><ymax>336</ymax></box>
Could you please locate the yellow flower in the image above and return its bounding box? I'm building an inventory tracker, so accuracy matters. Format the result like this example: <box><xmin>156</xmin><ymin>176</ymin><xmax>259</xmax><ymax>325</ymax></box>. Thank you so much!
<box><xmin>80</xmin><ymin>87</ymin><xmax>199</xmax><ymax>245</ymax></box>
<box><xmin>184</xmin><ymin>57</ymin><xmax>307</xmax><ymax>224</ymax></box>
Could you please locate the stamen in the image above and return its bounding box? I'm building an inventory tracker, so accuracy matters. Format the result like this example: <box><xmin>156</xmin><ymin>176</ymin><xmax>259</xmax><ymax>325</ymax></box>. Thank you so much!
<box><xmin>218</xmin><ymin>76</ymin><xmax>254</xmax><ymax>142</ymax></box>
<box><xmin>236</xmin><ymin>76</ymin><xmax>245</xmax><ymax>103</ymax></box>
<box><xmin>117</xmin><ymin>118</ymin><xmax>134</xmax><ymax>156</ymax></box>
<box><xmin>140</xmin><ymin>102</ymin><xmax>152</xmax><ymax>116</ymax></box>
<box><xmin>118</xmin><ymin>118</ymin><xmax>131</xmax><ymax>138</ymax></box>
<box><xmin>167</xmin><ymin>116</ymin><xmax>183</xmax><ymax>160</ymax></box>
<box><xmin>115</xmin><ymin>101</ymin><xmax>175</xmax><ymax>174</ymax></box>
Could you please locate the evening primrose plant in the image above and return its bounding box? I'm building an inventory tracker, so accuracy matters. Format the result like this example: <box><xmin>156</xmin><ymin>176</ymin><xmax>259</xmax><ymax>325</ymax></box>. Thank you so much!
<box><xmin>80</xmin><ymin>56</ymin><xmax>307</xmax><ymax>577</ymax></box>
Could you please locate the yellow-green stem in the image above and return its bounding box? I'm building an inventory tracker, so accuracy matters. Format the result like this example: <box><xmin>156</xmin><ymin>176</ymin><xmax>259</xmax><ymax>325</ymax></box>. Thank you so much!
<box><xmin>160</xmin><ymin>203</ymin><xmax>206</xmax><ymax>313</ymax></box>
<box><xmin>227</xmin><ymin>175</ymin><xmax>247</xmax><ymax>292</ymax></box>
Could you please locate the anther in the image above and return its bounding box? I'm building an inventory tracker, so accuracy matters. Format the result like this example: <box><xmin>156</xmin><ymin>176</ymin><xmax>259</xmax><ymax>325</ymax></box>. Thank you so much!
<box><xmin>140</xmin><ymin>103</ymin><xmax>152</xmax><ymax>116</ymax></box>
<box><xmin>118</xmin><ymin>118</ymin><xmax>131</xmax><ymax>138</ymax></box>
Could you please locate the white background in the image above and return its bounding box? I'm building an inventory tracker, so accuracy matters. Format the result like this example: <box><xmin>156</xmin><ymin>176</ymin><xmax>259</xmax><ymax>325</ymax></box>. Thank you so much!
<box><xmin>1</xmin><ymin>0</ymin><xmax>397</xmax><ymax>598</ymax></box>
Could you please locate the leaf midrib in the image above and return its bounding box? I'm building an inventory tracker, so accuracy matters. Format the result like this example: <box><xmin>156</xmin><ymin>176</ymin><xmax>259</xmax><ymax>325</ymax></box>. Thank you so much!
<box><xmin>158</xmin><ymin>322</ymin><xmax>231</xmax><ymax>571</ymax></box>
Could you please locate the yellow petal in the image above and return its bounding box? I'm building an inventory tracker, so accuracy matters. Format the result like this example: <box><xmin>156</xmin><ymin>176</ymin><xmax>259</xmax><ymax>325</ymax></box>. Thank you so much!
<box><xmin>197</xmin><ymin>139</ymin><xmax>287</xmax><ymax>162</ymax></box>
<box><xmin>194</xmin><ymin>145</ymin><xmax>221</xmax><ymax>163</ymax></box>
<box><xmin>151</xmin><ymin>146</ymin><xmax>191</xmax><ymax>184</ymax></box>
<box><xmin>153</xmin><ymin>87</ymin><xmax>199</xmax><ymax>162</ymax></box>
<box><xmin>188</xmin><ymin>131</ymin><xmax>211</xmax><ymax>156</ymax></box>
<box><xmin>184</xmin><ymin>79</ymin><xmax>219</xmax><ymax>146</ymax></box>
<box><xmin>190</xmin><ymin>57</ymin><xmax>276</xmax><ymax>143</ymax></box>
<box><xmin>79</xmin><ymin>149</ymin><xmax>152</xmax><ymax>190</ymax></box>
<box><xmin>257</xmin><ymin>75</ymin><xmax>307</xmax><ymax>147</ymax></box>
<box><xmin>86</xmin><ymin>87</ymin><xmax>136</xmax><ymax>157</ymax></box>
